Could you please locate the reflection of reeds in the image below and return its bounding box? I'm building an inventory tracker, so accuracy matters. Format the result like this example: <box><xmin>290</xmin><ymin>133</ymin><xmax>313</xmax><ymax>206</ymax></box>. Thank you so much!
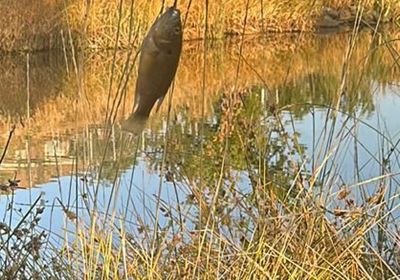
<box><xmin>0</xmin><ymin>31</ymin><xmax>399</xmax><ymax>136</ymax></box>
<box><xmin>0</xmin><ymin>30</ymin><xmax>399</xmax><ymax>190</ymax></box>
<box><xmin>0</xmin><ymin>51</ymin><xmax>67</xmax><ymax>117</ymax></box>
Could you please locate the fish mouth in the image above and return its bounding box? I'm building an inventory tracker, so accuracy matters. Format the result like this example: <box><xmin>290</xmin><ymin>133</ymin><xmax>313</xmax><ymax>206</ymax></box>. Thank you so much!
<box><xmin>169</xmin><ymin>8</ymin><xmax>180</xmax><ymax>18</ymax></box>
<box><xmin>164</xmin><ymin>7</ymin><xmax>181</xmax><ymax>23</ymax></box>
<box><xmin>167</xmin><ymin>7</ymin><xmax>180</xmax><ymax>16</ymax></box>
<box><xmin>152</xmin><ymin>6</ymin><xmax>182</xmax><ymax>45</ymax></box>
<box><xmin>155</xmin><ymin>7</ymin><xmax>181</xmax><ymax>27</ymax></box>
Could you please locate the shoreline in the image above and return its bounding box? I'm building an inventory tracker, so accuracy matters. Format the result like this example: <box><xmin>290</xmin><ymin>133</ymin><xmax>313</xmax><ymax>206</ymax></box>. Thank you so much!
<box><xmin>0</xmin><ymin>1</ymin><xmax>399</xmax><ymax>52</ymax></box>
<box><xmin>0</xmin><ymin>23</ymin><xmax>395</xmax><ymax>55</ymax></box>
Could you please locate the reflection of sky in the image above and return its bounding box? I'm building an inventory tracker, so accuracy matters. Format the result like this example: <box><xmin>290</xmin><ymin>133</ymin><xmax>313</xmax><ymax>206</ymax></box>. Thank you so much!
<box><xmin>0</xmin><ymin>160</ymin><xmax>189</xmax><ymax>245</ymax></box>
<box><xmin>289</xmin><ymin>86</ymin><xmax>400</xmax><ymax>208</ymax></box>
<box><xmin>1</xmin><ymin>86</ymin><xmax>400</xmax><ymax>245</ymax></box>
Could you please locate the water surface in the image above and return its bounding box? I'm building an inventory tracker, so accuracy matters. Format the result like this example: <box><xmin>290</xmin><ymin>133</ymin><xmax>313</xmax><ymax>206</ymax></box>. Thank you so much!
<box><xmin>0</xmin><ymin>30</ymin><xmax>400</xmax><ymax>248</ymax></box>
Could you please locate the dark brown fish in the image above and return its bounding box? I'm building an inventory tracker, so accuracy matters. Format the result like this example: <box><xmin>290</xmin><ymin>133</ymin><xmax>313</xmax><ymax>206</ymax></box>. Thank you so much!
<box><xmin>122</xmin><ymin>7</ymin><xmax>183</xmax><ymax>134</ymax></box>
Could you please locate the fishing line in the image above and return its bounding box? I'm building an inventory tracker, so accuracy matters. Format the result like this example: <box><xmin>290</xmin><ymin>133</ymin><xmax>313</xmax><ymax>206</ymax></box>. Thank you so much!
<box><xmin>183</xmin><ymin>0</ymin><xmax>193</xmax><ymax>28</ymax></box>
<box><xmin>159</xmin><ymin>0</ymin><xmax>166</xmax><ymax>15</ymax></box>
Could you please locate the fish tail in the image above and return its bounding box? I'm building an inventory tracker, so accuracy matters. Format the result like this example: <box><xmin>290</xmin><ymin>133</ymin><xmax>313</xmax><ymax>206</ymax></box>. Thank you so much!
<box><xmin>121</xmin><ymin>113</ymin><xmax>148</xmax><ymax>135</ymax></box>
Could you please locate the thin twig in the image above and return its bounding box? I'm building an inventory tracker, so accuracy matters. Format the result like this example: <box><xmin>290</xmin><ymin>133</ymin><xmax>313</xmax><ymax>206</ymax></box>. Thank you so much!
<box><xmin>0</xmin><ymin>125</ymin><xmax>16</xmax><ymax>166</ymax></box>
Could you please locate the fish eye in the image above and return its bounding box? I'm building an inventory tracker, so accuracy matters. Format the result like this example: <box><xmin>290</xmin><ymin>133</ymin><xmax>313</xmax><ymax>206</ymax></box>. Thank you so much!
<box><xmin>174</xmin><ymin>27</ymin><xmax>181</xmax><ymax>34</ymax></box>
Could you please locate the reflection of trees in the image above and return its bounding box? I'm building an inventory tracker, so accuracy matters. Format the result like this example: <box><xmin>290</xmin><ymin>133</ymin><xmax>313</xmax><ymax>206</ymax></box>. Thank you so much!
<box><xmin>272</xmin><ymin>32</ymin><xmax>400</xmax><ymax>118</ymax></box>
<box><xmin>141</xmin><ymin>90</ymin><xmax>301</xmax><ymax>201</ymax></box>
<box><xmin>139</xmin><ymin>36</ymin><xmax>400</xmax><ymax>195</ymax></box>
<box><xmin>1</xmin><ymin>31</ymin><xmax>400</xmax><ymax>188</ymax></box>
<box><xmin>275</xmin><ymin>71</ymin><xmax>375</xmax><ymax>118</ymax></box>
<box><xmin>68</xmin><ymin>127</ymin><xmax>139</xmax><ymax>182</ymax></box>
<box><xmin>2</xmin><ymin>31</ymin><xmax>399</xmax><ymax>133</ymax></box>
<box><xmin>143</xmin><ymin>109</ymin><xmax>221</xmax><ymax>187</ymax></box>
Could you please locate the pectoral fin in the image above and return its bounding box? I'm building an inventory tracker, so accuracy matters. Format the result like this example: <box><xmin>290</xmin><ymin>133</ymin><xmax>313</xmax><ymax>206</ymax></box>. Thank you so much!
<box><xmin>133</xmin><ymin>93</ymin><xmax>140</xmax><ymax>113</ymax></box>
<box><xmin>155</xmin><ymin>94</ymin><xmax>166</xmax><ymax>113</ymax></box>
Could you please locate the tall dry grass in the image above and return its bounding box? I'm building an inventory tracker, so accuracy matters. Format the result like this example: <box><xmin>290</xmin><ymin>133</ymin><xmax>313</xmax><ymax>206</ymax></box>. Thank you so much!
<box><xmin>0</xmin><ymin>0</ymin><xmax>64</xmax><ymax>51</ymax></box>
<box><xmin>59</xmin><ymin>186</ymin><xmax>399</xmax><ymax>279</ymax></box>
<box><xmin>1</xmin><ymin>0</ymin><xmax>400</xmax><ymax>51</ymax></box>
<box><xmin>70</xmin><ymin>0</ymin><xmax>400</xmax><ymax>49</ymax></box>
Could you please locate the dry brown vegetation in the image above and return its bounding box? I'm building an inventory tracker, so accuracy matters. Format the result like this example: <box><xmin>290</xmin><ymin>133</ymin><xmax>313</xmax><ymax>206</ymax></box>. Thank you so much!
<box><xmin>66</xmin><ymin>0</ymin><xmax>400</xmax><ymax>49</ymax></box>
<box><xmin>0</xmin><ymin>0</ymin><xmax>65</xmax><ymax>51</ymax></box>
<box><xmin>1</xmin><ymin>0</ymin><xmax>400</xmax><ymax>51</ymax></box>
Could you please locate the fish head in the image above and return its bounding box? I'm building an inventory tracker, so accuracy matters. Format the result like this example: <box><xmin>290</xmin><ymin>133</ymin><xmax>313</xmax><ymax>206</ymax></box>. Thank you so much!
<box><xmin>152</xmin><ymin>7</ymin><xmax>182</xmax><ymax>46</ymax></box>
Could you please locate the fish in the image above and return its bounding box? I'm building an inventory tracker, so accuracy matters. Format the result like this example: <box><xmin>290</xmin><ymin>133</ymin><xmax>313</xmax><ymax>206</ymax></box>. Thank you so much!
<box><xmin>122</xmin><ymin>7</ymin><xmax>183</xmax><ymax>134</ymax></box>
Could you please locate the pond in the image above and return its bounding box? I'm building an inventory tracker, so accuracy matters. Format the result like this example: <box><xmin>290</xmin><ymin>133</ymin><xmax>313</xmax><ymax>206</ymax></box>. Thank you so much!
<box><xmin>0</xmin><ymin>30</ymin><xmax>400</xmax><ymax>276</ymax></box>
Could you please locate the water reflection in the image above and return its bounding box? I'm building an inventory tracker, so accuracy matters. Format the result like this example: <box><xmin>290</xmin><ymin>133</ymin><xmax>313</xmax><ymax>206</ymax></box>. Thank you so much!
<box><xmin>0</xmin><ymin>51</ymin><xmax>67</xmax><ymax>117</ymax></box>
<box><xmin>0</xmin><ymin>30</ymin><xmax>399</xmax><ymax>251</ymax></box>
